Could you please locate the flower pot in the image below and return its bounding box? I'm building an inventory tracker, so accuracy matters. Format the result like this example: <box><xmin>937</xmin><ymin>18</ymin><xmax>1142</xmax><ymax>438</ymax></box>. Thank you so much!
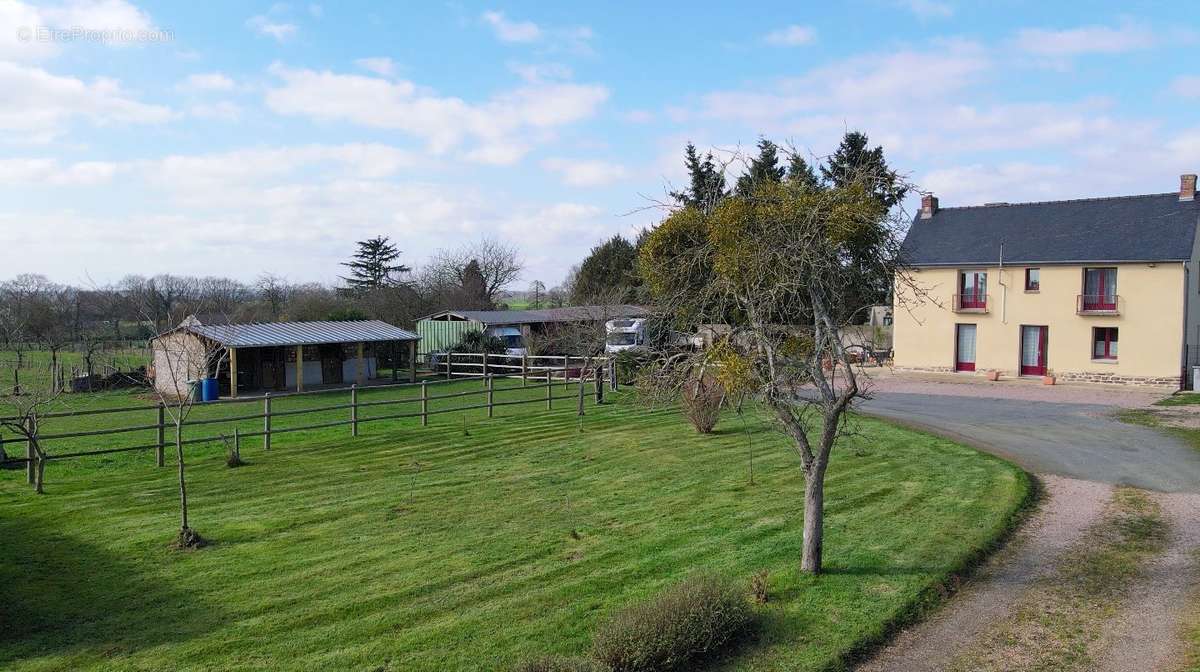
<box><xmin>1042</xmin><ymin>375</ymin><xmax>1056</xmax><ymax>386</ymax></box>
<box><xmin>986</xmin><ymin>370</ymin><xmax>1000</xmax><ymax>382</ymax></box>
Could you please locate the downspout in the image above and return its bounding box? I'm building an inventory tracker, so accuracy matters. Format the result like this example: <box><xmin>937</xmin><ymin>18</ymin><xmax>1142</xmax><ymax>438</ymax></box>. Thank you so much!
<box><xmin>1183</xmin><ymin>260</ymin><xmax>1190</xmax><ymax>389</ymax></box>
<box><xmin>998</xmin><ymin>243</ymin><xmax>1007</xmax><ymax>324</ymax></box>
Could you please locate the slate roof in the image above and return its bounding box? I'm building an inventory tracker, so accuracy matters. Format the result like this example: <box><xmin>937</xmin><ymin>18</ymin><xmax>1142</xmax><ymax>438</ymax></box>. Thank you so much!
<box><xmin>900</xmin><ymin>192</ymin><xmax>1200</xmax><ymax>266</ymax></box>
<box><xmin>421</xmin><ymin>305</ymin><xmax>649</xmax><ymax>325</ymax></box>
<box><xmin>169</xmin><ymin>319</ymin><xmax>420</xmax><ymax>348</ymax></box>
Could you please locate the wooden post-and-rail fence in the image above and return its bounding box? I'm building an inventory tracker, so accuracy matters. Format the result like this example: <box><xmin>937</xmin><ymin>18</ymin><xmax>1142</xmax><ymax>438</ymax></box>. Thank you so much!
<box><xmin>0</xmin><ymin>354</ymin><xmax>607</xmax><ymax>494</ymax></box>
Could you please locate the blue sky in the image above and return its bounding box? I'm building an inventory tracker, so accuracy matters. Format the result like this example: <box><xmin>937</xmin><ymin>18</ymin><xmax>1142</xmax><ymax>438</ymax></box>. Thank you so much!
<box><xmin>3</xmin><ymin>1</ymin><xmax>1199</xmax><ymax>289</ymax></box>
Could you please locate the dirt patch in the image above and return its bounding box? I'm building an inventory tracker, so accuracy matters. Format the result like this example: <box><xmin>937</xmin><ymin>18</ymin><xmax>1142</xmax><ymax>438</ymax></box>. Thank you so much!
<box><xmin>863</xmin><ymin>369</ymin><xmax>1165</xmax><ymax>408</ymax></box>
<box><xmin>172</xmin><ymin>527</ymin><xmax>209</xmax><ymax>550</ymax></box>
<box><xmin>856</xmin><ymin>476</ymin><xmax>1112</xmax><ymax>672</ymax></box>
<box><xmin>944</xmin><ymin>488</ymin><xmax>1169</xmax><ymax>672</ymax></box>
<box><xmin>1091</xmin><ymin>491</ymin><xmax>1200</xmax><ymax>672</ymax></box>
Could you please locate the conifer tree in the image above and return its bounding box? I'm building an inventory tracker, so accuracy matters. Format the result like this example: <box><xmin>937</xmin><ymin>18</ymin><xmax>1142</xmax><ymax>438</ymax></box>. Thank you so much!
<box><xmin>340</xmin><ymin>236</ymin><xmax>410</xmax><ymax>292</ymax></box>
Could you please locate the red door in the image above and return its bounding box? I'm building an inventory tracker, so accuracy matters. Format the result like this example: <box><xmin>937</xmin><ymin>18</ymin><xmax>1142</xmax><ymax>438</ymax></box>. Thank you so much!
<box><xmin>955</xmin><ymin>324</ymin><xmax>976</xmax><ymax>372</ymax></box>
<box><xmin>1020</xmin><ymin>325</ymin><xmax>1047</xmax><ymax>376</ymax></box>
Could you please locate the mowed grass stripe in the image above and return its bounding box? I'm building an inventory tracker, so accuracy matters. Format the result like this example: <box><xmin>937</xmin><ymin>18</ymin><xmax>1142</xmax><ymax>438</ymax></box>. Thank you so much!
<box><xmin>0</xmin><ymin>383</ymin><xmax>1027</xmax><ymax>671</ymax></box>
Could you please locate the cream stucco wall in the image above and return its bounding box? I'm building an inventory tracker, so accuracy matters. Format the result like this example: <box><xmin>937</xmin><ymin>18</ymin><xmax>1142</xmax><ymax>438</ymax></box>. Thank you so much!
<box><xmin>893</xmin><ymin>263</ymin><xmax>1187</xmax><ymax>382</ymax></box>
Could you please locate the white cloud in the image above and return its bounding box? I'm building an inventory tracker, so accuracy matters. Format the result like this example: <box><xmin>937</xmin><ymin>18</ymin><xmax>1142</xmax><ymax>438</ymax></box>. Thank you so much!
<box><xmin>355</xmin><ymin>57</ymin><xmax>397</xmax><ymax>77</ymax></box>
<box><xmin>176</xmin><ymin>72</ymin><xmax>234</xmax><ymax>92</ymax></box>
<box><xmin>148</xmin><ymin>143</ymin><xmax>418</xmax><ymax>198</ymax></box>
<box><xmin>764</xmin><ymin>25</ymin><xmax>816</xmax><ymax>47</ymax></box>
<box><xmin>247</xmin><ymin>14</ymin><xmax>297</xmax><ymax>42</ymax></box>
<box><xmin>41</xmin><ymin>0</ymin><xmax>156</xmax><ymax>35</ymax></box>
<box><xmin>508</xmin><ymin>61</ymin><xmax>572</xmax><ymax>83</ymax></box>
<box><xmin>0</xmin><ymin>61</ymin><xmax>171</xmax><ymax>142</ymax></box>
<box><xmin>0</xmin><ymin>0</ymin><xmax>160</xmax><ymax>60</ymax></box>
<box><xmin>188</xmin><ymin>101</ymin><xmax>241</xmax><ymax>121</ymax></box>
<box><xmin>481</xmin><ymin>10</ymin><xmax>541</xmax><ymax>43</ymax></box>
<box><xmin>1014</xmin><ymin>23</ymin><xmax>1155</xmax><ymax>56</ymax></box>
<box><xmin>542</xmin><ymin>158</ymin><xmax>628</xmax><ymax>187</ymax></box>
<box><xmin>896</xmin><ymin>0</ymin><xmax>953</xmax><ymax>19</ymax></box>
<box><xmin>702</xmin><ymin>41</ymin><xmax>989</xmax><ymax>124</ymax></box>
<box><xmin>0</xmin><ymin>157</ymin><xmax>119</xmax><ymax>185</ymax></box>
<box><xmin>1170</xmin><ymin>75</ymin><xmax>1200</xmax><ymax>98</ymax></box>
<box><xmin>264</xmin><ymin>64</ymin><xmax>608</xmax><ymax>161</ymax></box>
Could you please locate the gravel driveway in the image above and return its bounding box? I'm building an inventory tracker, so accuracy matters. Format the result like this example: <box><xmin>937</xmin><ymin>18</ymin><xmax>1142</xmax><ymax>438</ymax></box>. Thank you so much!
<box><xmin>858</xmin><ymin>372</ymin><xmax>1200</xmax><ymax>493</ymax></box>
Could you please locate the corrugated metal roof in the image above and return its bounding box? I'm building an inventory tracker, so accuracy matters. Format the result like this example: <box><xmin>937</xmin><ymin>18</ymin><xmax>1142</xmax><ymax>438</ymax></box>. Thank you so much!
<box><xmin>420</xmin><ymin>305</ymin><xmax>649</xmax><ymax>326</ymax></box>
<box><xmin>180</xmin><ymin>320</ymin><xmax>420</xmax><ymax>348</ymax></box>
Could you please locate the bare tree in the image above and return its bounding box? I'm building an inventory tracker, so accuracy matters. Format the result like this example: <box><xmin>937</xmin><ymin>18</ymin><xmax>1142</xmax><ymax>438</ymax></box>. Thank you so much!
<box><xmin>529</xmin><ymin>280</ymin><xmax>546</xmax><ymax>309</ymax></box>
<box><xmin>256</xmin><ymin>273</ymin><xmax>290</xmax><ymax>321</ymax></box>
<box><xmin>425</xmin><ymin>237</ymin><xmax>523</xmax><ymax>308</ymax></box>
<box><xmin>638</xmin><ymin>150</ymin><xmax>918</xmax><ymax>574</ymax></box>
<box><xmin>0</xmin><ymin>386</ymin><xmax>64</xmax><ymax>494</ymax></box>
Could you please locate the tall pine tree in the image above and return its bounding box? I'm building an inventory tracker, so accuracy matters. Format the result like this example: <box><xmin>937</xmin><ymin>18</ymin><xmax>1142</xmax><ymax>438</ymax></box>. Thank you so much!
<box><xmin>670</xmin><ymin>142</ymin><xmax>728</xmax><ymax>214</ymax></box>
<box><xmin>786</xmin><ymin>153</ymin><xmax>822</xmax><ymax>191</ymax></box>
<box><xmin>820</xmin><ymin>131</ymin><xmax>908</xmax><ymax>209</ymax></box>
<box><xmin>736</xmin><ymin>139</ymin><xmax>786</xmax><ymax>195</ymax></box>
<box><xmin>340</xmin><ymin>236</ymin><xmax>410</xmax><ymax>292</ymax></box>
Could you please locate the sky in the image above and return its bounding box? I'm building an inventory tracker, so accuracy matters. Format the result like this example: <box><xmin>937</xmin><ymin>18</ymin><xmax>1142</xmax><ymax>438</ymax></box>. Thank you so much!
<box><xmin>2</xmin><ymin>1</ymin><xmax>1200</xmax><ymax>290</ymax></box>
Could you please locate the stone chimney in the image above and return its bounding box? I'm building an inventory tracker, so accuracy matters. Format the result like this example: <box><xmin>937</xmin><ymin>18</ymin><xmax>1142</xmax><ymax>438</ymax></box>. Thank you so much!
<box><xmin>920</xmin><ymin>193</ymin><xmax>939</xmax><ymax>219</ymax></box>
<box><xmin>1181</xmin><ymin>174</ymin><xmax>1197</xmax><ymax>201</ymax></box>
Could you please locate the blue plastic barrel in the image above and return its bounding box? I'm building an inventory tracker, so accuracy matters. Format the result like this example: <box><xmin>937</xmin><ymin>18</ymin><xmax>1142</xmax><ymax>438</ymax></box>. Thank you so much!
<box><xmin>201</xmin><ymin>378</ymin><xmax>219</xmax><ymax>402</ymax></box>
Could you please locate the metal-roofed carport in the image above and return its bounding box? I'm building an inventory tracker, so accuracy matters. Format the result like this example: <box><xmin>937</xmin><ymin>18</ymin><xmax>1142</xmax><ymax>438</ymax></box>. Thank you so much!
<box><xmin>152</xmin><ymin>318</ymin><xmax>421</xmax><ymax>398</ymax></box>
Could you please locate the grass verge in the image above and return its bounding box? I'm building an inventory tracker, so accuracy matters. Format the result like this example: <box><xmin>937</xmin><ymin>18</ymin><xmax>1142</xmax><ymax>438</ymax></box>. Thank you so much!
<box><xmin>0</xmin><ymin>386</ymin><xmax>1028</xmax><ymax>671</ymax></box>
<box><xmin>948</xmin><ymin>488</ymin><xmax>1169</xmax><ymax>672</ymax></box>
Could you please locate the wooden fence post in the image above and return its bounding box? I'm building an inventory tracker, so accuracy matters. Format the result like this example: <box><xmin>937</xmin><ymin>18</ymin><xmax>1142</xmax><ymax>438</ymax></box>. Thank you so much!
<box><xmin>446</xmin><ymin>352</ymin><xmax>453</xmax><ymax>380</ymax></box>
<box><xmin>610</xmin><ymin>358</ymin><xmax>619</xmax><ymax>392</ymax></box>
<box><xmin>26</xmin><ymin>416</ymin><xmax>35</xmax><ymax>485</ymax></box>
<box><xmin>487</xmin><ymin>374</ymin><xmax>494</xmax><ymax>418</ymax></box>
<box><xmin>351</xmin><ymin>384</ymin><xmax>359</xmax><ymax>437</ymax></box>
<box><xmin>521</xmin><ymin>354</ymin><xmax>528</xmax><ymax>387</ymax></box>
<box><xmin>577</xmin><ymin>371</ymin><xmax>585</xmax><ymax>416</ymax></box>
<box><xmin>156</xmin><ymin>403</ymin><xmax>165</xmax><ymax>467</ymax></box>
<box><xmin>563</xmin><ymin>355</ymin><xmax>570</xmax><ymax>382</ymax></box>
<box><xmin>263</xmin><ymin>393</ymin><xmax>272</xmax><ymax>451</ymax></box>
<box><xmin>482</xmin><ymin>352</ymin><xmax>489</xmax><ymax>378</ymax></box>
<box><xmin>546</xmin><ymin>371</ymin><xmax>553</xmax><ymax>410</ymax></box>
<box><xmin>421</xmin><ymin>380</ymin><xmax>428</xmax><ymax>427</ymax></box>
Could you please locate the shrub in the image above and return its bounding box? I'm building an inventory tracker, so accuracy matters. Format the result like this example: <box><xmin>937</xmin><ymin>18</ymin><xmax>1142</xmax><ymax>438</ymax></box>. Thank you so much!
<box><xmin>513</xmin><ymin>656</ymin><xmax>610</xmax><ymax>672</ymax></box>
<box><xmin>592</xmin><ymin>572</ymin><xmax>755</xmax><ymax>672</ymax></box>
<box><xmin>449</xmin><ymin>328</ymin><xmax>508</xmax><ymax>355</ymax></box>
<box><xmin>681</xmin><ymin>374</ymin><xmax>725</xmax><ymax>434</ymax></box>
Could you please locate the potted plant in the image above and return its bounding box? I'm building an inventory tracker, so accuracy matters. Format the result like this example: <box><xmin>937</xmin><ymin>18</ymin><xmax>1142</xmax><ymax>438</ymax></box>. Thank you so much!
<box><xmin>1042</xmin><ymin>370</ymin><xmax>1056</xmax><ymax>385</ymax></box>
<box><xmin>986</xmin><ymin>370</ymin><xmax>1000</xmax><ymax>382</ymax></box>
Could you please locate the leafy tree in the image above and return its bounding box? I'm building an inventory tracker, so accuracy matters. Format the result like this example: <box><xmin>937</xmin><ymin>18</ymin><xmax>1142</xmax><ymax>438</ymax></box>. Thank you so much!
<box><xmin>670</xmin><ymin>142</ymin><xmax>728</xmax><ymax>214</ymax></box>
<box><xmin>570</xmin><ymin>235</ymin><xmax>641</xmax><ymax>305</ymax></box>
<box><xmin>639</xmin><ymin>151</ymin><xmax>916</xmax><ymax>574</ymax></box>
<box><xmin>340</xmin><ymin>236</ymin><xmax>410</xmax><ymax>292</ymax></box>
<box><xmin>735</xmin><ymin>139</ymin><xmax>785</xmax><ymax>195</ymax></box>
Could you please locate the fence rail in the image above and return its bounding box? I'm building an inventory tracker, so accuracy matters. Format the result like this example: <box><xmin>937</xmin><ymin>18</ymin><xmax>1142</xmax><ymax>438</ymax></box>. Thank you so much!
<box><xmin>0</xmin><ymin>353</ymin><xmax>612</xmax><ymax>493</ymax></box>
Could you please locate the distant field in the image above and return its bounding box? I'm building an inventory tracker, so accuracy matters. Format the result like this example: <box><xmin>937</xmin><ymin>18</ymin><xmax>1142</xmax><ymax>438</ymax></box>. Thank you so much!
<box><xmin>0</xmin><ymin>347</ymin><xmax>149</xmax><ymax>393</ymax></box>
<box><xmin>0</xmin><ymin>384</ymin><xmax>1028</xmax><ymax>671</ymax></box>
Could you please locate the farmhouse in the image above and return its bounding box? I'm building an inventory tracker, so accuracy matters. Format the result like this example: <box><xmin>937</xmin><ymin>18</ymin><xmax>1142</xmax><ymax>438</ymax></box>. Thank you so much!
<box><xmin>416</xmin><ymin>305</ymin><xmax>648</xmax><ymax>355</ymax></box>
<box><xmin>150</xmin><ymin>316</ymin><xmax>421</xmax><ymax>398</ymax></box>
<box><xmin>893</xmin><ymin>174</ymin><xmax>1200</xmax><ymax>388</ymax></box>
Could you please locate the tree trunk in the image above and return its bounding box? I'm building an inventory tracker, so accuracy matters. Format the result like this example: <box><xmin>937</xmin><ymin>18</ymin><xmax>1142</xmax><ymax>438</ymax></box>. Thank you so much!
<box><xmin>801</xmin><ymin>465</ymin><xmax>827</xmax><ymax>573</ymax></box>
<box><xmin>176</xmin><ymin>423</ymin><xmax>189</xmax><ymax>530</ymax></box>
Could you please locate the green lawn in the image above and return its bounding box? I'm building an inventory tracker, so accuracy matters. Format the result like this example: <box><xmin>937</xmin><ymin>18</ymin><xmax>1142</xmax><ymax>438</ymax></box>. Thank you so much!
<box><xmin>0</xmin><ymin>347</ymin><xmax>149</xmax><ymax>392</ymax></box>
<box><xmin>1156</xmin><ymin>393</ymin><xmax>1200</xmax><ymax>407</ymax></box>
<box><xmin>0</xmin><ymin>383</ymin><xmax>1029</xmax><ymax>671</ymax></box>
